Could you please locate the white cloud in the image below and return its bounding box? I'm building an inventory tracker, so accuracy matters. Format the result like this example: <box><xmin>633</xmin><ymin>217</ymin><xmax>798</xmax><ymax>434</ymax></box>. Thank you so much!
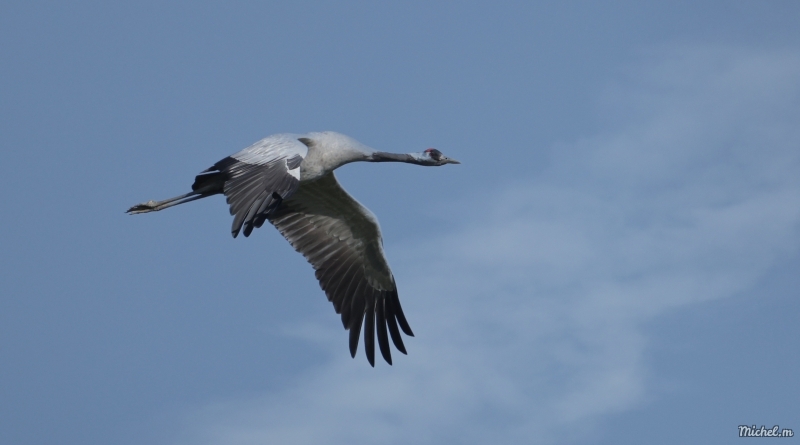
<box><xmin>171</xmin><ymin>47</ymin><xmax>800</xmax><ymax>445</ymax></box>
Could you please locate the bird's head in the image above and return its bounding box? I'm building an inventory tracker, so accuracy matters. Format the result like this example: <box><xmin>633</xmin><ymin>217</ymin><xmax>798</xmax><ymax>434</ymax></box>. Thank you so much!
<box><xmin>369</xmin><ymin>147</ymin><xmax>461</xmax><ymax>166</ymax></box>
<box><xmin>409</xmin><ymin>148</ymin><xmax>461</xmax><ymax>166</ymax></box>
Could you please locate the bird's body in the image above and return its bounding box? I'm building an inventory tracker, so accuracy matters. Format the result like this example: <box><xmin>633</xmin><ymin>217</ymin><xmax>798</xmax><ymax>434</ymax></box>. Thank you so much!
<box><xmin>128</xmin><ymin>131</ymin><xmax>459</xmax><ymax>366</ymax></box>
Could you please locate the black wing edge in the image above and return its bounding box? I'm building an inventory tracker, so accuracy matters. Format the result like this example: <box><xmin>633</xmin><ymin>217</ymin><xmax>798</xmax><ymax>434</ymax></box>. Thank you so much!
<box><xmin>345</xmin><ymin>289</ymin><xmax>414</xmax><ymax>367</ymax></box>
<box><xmin>193</xmin><ymin>156</ymin><xmax>303</xmax><ymax>238</ymax></box>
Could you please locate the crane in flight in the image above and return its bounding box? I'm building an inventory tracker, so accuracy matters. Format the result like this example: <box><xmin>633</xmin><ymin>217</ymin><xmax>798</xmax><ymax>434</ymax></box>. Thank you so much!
<box><xmin>127</xmin><ymin>131</ymin><xmax>460</xmax><ymax>366</ymax></box>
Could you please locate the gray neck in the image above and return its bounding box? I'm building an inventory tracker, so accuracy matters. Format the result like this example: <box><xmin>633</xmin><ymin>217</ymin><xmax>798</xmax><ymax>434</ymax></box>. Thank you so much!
<box><xmin>370</xmin><ymin>152</ymin><xmax>417</xmax><ymax>164</ymax></box>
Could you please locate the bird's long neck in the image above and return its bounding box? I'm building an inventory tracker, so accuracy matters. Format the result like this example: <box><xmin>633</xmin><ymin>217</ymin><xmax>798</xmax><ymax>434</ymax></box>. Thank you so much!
<box><xmin>369</xmin><ymin>152</ymin><xmax>416</xmax><ymax>164</ymax></box>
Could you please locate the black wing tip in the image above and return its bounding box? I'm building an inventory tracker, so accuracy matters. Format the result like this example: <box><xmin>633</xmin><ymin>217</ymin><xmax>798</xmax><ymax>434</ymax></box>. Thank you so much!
<box><xmin>362</xmin><ymin>296</ymin><xmax>379</xmax><ymax>367</ymax></box>
<box><xmin>385</xmin><ymin>303</ymin><xmax>408</xmax><ymax>355</ymax></box>
<box><xmin>376</xmin><ymin>297</ymin><xmax>393</xmax><ymax>365</ymax></box>
<box><xmin>365</xmin><ymin>339</ymin><xmax>375</xmax><ymax>367</ymax></box>
<box><xmin>348</xmin><ymin>315</ymin><xmax>363</xmax><ymax>360</ymax></box>
<box><xmin>243</xmin><ymin>224</ymin><xmax>254</xmax><ymax>237</ymax></box>
<box><xmin>379</xmin><ymin>347</ymin><xmax>393</xmax><ymax>365</ymax></box>
<box><xmin>392</xmin><ymin>295</ymin><xmax>414</xmax><ymax>337</ymax></box>
<box><xmin>340</xmin><ymin>291</ymin><xmax>415</xmax><ymax>366</ymax></box>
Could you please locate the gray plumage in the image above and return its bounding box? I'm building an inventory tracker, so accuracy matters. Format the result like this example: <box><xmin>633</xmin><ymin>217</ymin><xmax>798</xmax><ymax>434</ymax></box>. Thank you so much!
<box><xmin>127</xmin><ymin>131</ymin><xmax>459</xmax><ymax>366</ymax></box>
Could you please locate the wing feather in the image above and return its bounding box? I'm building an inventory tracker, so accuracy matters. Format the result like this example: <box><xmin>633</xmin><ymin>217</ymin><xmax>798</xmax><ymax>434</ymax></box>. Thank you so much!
<box><xmin>363</xmin><ymin>290</ymin><xmax>376</xmax><ymax>366</ymax></box>
<box><xmin>268</xmin><ymin>172</ymin><xmax>413</xmax><ymax>366</ymax></box>
<box><xmin>194</xmin><ymin>135</ymin><xmax>308</xmax><ymax>238</ymax></box>
<box><xmin>376</xmin><ymin>294</ymin><xmax>391</xmax><ymax>365</ymax></box>
<box><xmin>384</xmin><ymin>292</ymin><xmax>406</xmax><ymax>354</ymax></box>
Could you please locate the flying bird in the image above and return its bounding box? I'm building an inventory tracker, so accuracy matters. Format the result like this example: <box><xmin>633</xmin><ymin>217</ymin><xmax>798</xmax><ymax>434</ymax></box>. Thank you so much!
<box><xmin>127</xmin><ymin>131</ymin><xmax>460</xmax><ymax>366</ymax></box>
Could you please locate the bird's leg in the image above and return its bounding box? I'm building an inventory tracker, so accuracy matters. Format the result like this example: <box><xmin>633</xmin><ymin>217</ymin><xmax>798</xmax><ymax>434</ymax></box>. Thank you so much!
<box><xmin>126</xmin><ymin>191</ymin><xmax>206</xmax><ymax>214</ymax></box>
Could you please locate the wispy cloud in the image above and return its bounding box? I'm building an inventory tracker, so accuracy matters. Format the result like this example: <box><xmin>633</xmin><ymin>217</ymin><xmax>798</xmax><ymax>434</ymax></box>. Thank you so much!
<box><xmin>171</xmin><ymin>46</ymin><xmax>800</xmax><ymax>445</ymax></box>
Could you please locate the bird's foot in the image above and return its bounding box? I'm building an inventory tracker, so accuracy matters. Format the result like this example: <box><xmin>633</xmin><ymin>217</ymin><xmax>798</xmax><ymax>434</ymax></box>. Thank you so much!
<box><xmin>126</xmin><ymin>200</ymin><xmax>160</xmax><ymax>214</ymax></box>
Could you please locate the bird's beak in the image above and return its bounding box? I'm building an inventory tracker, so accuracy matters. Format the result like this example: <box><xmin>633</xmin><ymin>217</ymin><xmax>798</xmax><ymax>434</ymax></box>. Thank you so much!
<box><xmin>443</xmin><ymin>157</ymin><xmax>461</xmax><ymax>165</ymax></box>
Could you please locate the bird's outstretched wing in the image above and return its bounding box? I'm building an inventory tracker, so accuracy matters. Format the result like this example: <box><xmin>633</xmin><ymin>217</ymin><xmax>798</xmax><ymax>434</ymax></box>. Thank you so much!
<box><xmin>268</xmin><ymin>172</ymin><xmax>414</xmax><ymax>366</ymax></box>
<box><xmin>192</xmin><ymin>134</ymin><xmax>308</xmax><ymax>238</ymax></box>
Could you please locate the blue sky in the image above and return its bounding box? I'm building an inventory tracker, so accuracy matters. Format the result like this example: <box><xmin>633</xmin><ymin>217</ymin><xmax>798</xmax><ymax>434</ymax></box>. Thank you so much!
<box><xmin>1</xmin><ymin>2</ymin><xmax>798</xmax><ymax>444</ymax></box>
